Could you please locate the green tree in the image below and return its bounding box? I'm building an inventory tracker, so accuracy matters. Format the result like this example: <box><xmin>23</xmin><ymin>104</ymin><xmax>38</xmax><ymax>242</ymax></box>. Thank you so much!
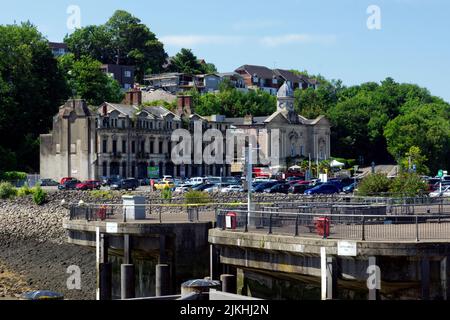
<box><xmin>0</xmin><ymin>23</ymin><xmax>69</xmax><ymax>172</ymax></box>
<box><xmin>356</xmin><ymin>173</ymin><xmax>392</xmax><ymax>196</ymax></box>
<box><xmin>400</xmin><ymin>146</ymin><xmax>429</xmax><ymax>175</ymax></box>
<box><xmin>384</xmin><ymin>102</ymin><xmax>450</xmax><ymax>173</ymax></box>
<box><xmin>64</xmin><ymin>10</ymin><xmax>168</xmax><ymax>82</ymax></box>
<box><xmin>389</xmin><ymin>173</ymin><xmax>427</xmax><ymax>197</ymax></box>
<box><xmin>169</xmin><ymin>48</ymin><xmax>205</xmax><ymax>74</ymax></box>
<box><xmin>58</xmin><ymin>54</ymin><xmax>124</xmax><ymax>105</ymax></box>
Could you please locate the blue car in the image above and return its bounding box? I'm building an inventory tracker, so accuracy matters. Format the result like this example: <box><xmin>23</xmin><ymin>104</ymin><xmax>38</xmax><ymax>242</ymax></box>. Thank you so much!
<box><xmin>343</xmin><ymin>182</ymin><xmax>357</xmax><ymax>194</ymax></box>
<box><xmin>304</xmin><ymin>183</ymin><xmax>340</xmax><ymax>195</ymax></box>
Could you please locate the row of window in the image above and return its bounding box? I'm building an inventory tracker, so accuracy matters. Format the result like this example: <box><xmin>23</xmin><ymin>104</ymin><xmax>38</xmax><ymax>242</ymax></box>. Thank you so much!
<box><xmin>102</xmin><ymin>139</ymin><xmax>171</xmax><ymax>155</ymax></box>
<box><xmin>100</xmin><ymin>118</ymin><xmax>180</xmax><ymax>130</ymax></box>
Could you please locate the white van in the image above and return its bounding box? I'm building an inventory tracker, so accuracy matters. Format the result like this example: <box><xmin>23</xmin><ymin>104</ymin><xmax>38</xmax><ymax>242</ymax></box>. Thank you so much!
<box><xmin>187</xmin><ymin>177</ymin><xmax>206</xmax><ymax>186</ymax></box>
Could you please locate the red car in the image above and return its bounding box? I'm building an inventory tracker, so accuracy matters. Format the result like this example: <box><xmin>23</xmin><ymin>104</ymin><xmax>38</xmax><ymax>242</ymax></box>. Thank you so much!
<box><xmin>75</xmin><ymin>180</ymin><xmax>101</xmax><ymax>191</ymax></box>
<box><xmin>60</xmin><ymin>177</ymin><xmax>75</xmax><ymax>185</ymax></box>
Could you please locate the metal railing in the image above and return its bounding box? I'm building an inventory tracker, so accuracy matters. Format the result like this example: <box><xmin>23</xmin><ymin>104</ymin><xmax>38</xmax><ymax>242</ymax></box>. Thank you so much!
<box><xmin>215</xmin><ymin>209</ymin><xmax>450</xmax><ymax>242</ymax></box>
<box><xmin>68</xmin><ymin>203</ymin><xmax>212</xmax><ymax>223</ymax></box>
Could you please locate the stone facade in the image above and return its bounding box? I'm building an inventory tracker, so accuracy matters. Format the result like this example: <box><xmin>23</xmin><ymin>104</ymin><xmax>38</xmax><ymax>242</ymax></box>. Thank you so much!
<box><xmin>40</xmin><ymin>94</ymin><xmax>232</xmax><ymax>181</ymax></box>
<box><xmin>226</xmin><ymin>82</ymin><xmax>331</xmax><ymax>169</ymax></box>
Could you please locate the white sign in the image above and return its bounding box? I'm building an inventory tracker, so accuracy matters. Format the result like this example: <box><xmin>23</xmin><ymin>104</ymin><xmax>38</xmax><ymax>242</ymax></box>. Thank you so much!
<box><xmin>225</xmin><ymin>216</ymin><xmax>232</xmax><ymax>229</ymax></box>
<box><xmin>337</xmin><ymin>241</ymin><xmax>357</xmax><ymax>256</ymax></box>
<box><xmin>106</xmin><ymin>222</ymin><xmax>118</xmax><ymax>234</ymax></box>
<box><xmin>320</xmin><ymin>247</ymin><xmax>327</xmax><ymax>300</ymax></box>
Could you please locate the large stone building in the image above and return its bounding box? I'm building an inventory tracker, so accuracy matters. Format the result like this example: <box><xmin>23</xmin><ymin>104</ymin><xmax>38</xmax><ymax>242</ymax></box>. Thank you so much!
<box><xmin>40</xmin><ymin>91</ymin><xmax>232</xmax><ymax>181</ymax></box>
<box><xmin>40</xmin><ymin>83</ymin><xmax>330</xmax><ymax>181</ymax></box>
<box><xmin>226</xmin><ymin>82</ymin><xmax>331</xmax><ymax>170</ymax></box>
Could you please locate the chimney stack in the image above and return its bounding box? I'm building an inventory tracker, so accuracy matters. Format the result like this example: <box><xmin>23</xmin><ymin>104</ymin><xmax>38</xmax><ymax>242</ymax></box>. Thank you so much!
<box><xmin>176</xmin><ymin>95</ymin><xmax>193</xmax><ymax>117</ymax></box>
<box><xmin>124</xmin><ymin>88</ymin><xmax>142</xmax><ymax>106</ymax></box>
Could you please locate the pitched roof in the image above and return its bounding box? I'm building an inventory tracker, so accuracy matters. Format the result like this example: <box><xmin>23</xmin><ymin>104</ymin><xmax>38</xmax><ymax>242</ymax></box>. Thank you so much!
<box><xmin>273</xmin><ymin>69</ymin><xmax>301</xmax><ymax>83</ymax></box>
<box><xmin>235</xmin><ymin>65</ymin><xmax>275</xmax><ymax>79</ymax></box>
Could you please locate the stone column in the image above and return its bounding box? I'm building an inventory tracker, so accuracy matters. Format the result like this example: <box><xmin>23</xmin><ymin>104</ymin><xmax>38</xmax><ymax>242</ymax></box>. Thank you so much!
<box><xmin>326</xmin><ymin>256</ymin><xmax>338</xmax><ymax>300</ymax></box>
<box><xmin>441</xmin><ymin>256</ymin><xmax>450</xmax><ymax>300</ymax></box>
<box><xmin>421</xmin><ymin>257</ymin><xmax>430</xmax><ymax>300</ymax></box>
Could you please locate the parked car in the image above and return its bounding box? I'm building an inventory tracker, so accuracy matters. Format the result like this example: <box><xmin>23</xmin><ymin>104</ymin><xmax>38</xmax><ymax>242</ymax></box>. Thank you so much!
<box><xmin>204</xmin><ymin>184</ymin><xmax>224</xmax><ymax>193</ymax></box>
<box><xmin>304</xmin><ymin>184</ymin><xmax>340</xmax><ymax>195</ymax></box>
<box><xmin>187</xmin><ymin>177</ymin><xmax>207</xmax><ymax>186</ymax></box>
<box><xmin>58</xmin><ymin>179</ymin><xmax>81</xmax><ymax>190</ymax></box>
<box><xmin>174</xmin><ymin>184</ymin><xmax>192</xmax><ymax>193</ymax></box>
<box><xmin>221</xmin><ymin>185</ymin><xmax>243</xmax><ymax>193</ymax></box>
<box><xmin>110</xmin><ymin>178</ymin><xmax>140</xmax><ymax>191</ymax></box>
<box><xmin>192</xmin><ymin>183</ymin><xmax>215</xmax><ymax>192</ymax></box>
<box><xmin>39</xmin><ymin>179</ymin><xmax>59</xmax><ymax>186</ymax></box>
<box><xmin>289</xmin><ymin>184</ymin><xmax>310</xmax><ymax>194</ymax></box>
<box><xmin>252</xmin><ymin>181</ymin><xmax>282</xmax><ymax>193</ymax></box>
<box><xmin>75</xmin><ymin>180</ymin><xmax>101</xmax><ymax>191</ymax></box>
<box><xmin>264</xmin><ymin>183</ymin><xmax>291</xmax><ymax>194</ymax></box>
<box><xmin>154</xmin><ymin>180</ymin><xmax>175</xmax><ymax>190</ymax></box>
<box><xmin>60</xmin><ymin>177</ymin><xmax>75</xmax><ymax>185</ymax></box>
<box><xmin>101</xmin><ymin>176</ymin><xmax>121</xmax><ymax>186</ymax></box>
<box><xmin>343</xmin><ymin>182</ymin><xmax>357</xmax><ymax>194</ymax></box>
<box><xmin>430</xmin><ymin>185</ymin><xmax>450</xmax><ymax>197</ymax></box>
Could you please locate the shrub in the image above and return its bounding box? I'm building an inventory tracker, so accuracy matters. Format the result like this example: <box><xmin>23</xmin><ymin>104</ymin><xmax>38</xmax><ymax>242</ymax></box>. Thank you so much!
<box><xmin>161</xmin><ymin>186</ymin><xmax>173</xmax><ymax>201</ymax></box>
<box><xmin>356</xmin><ymin>173</ymin><xmax>392</xmax><ymax>196</ymax></box>
<box><xmin>0</xmin><ymin>182</ymin><xmax>17</xmax><ymax>199</ymax></box>
<box><xmin>389</xmin><ymin>173</ymin><xmax>428</xmax><ymax>197</ymax></box>
<box><xmin>91</xmin><ymin>190</ymin><xmax>114</xmax><ymax>200</ymax></box>
<box><xmin>17</xmin><ymin>184</ymin><xmax>33</xmax><ymax>197</ymax></box>
<box><xmin>185</xmin><ymin>190</ymin><xmax>211</xmax><ymax>205</ymax></box>
<box><xmin>1</xmin><ymin>171</ymin><xmax>27</xmax><ymax>181</ymax></box>
<box><xmin>32</xmin><ymin>185</ymin><xmax>47</xmax><ymax>205</ymax></box>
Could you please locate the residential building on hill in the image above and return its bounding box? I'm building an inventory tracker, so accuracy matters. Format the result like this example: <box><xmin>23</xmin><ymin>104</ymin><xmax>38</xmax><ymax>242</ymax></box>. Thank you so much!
<box><xmin>49</xmin><ymin>42</ymin><xmax>69</xmax><ymax>57</ymax></box>
<box><xmin>101</xmin><ymin>64</ymin><xmax>135</xmax><ymax>90</ymax></box>
<box><xmin>235</xmin><ymin>64</ymin><xmax>317</xmax><ymax>94</ymax></box>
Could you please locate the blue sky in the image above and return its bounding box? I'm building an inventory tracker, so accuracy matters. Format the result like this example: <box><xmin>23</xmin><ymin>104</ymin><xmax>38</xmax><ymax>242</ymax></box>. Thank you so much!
<box><xmin>1</xmin><ymin>0</ymin><xmax>449</xmax><ymax>102</ymax></box>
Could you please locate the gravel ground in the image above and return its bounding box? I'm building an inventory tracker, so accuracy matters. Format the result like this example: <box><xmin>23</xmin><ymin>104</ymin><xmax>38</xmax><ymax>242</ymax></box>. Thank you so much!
<box><xmin>0</xmin><ymin>195</ymin><xmax>96</xmax><ymax>300</ymax></box>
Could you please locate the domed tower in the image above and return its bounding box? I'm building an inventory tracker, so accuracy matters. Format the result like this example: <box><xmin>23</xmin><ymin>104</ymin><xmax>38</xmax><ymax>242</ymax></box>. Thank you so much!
<box><xmin>277</xmin><ymin>81</ymin><xmax>295</xmax><ymax>112</ymax></box>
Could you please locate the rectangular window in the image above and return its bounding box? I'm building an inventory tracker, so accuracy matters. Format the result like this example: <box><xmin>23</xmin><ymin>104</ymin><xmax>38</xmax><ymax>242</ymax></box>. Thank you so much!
<box><xmin>159</xmin><ymin>141</ymin><xmax>163</xmax><ymax>154</ymax></box>
<box><xmin>124</xmin><ymin>70</ymin><xmax>132</xmax><ymax>78</ymax></box>
<box><xmin>122</xmin><ymin>140</ymin><xmax>127</xmax><ymax>153</ymax></box>
<box><xmin>112</xmin><ymin>140</ymin><xmax>117</xmax><ymax>154</ymax></box>
<box><xmin>102</xmin><ymin>140</ymin><xmax>107</xmax><ymax>153</ymax></box>
<box><xmin>121</xmin><ymin>120</ymin><xmax>125</xmax><ymax>128</ymax></box>
<box><xmin>150</xmin><ymin>141</ymin><xmax>154</xmax><ymax>154</ymax></box>
<box><xmin>141</xmin><ymin>141</ymin><xmax>145</xmax><ymax>153</ymax></box>
<box><xmin>131</xmin><ymin>141</ymin><xmax>136</xmax><ymax>154</ymax></box>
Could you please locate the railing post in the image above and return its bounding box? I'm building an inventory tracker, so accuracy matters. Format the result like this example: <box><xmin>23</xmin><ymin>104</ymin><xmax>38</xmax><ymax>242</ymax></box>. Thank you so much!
<box><xmin>295</xmin><ymin>214</ymin><xmax>299</xmax><ymax>236</ymax></box>
<box><xmin>245</xmin><ymin>214</ymin><xmax>248</xmax><ymax>233</ymax></box>
<box><xmin>361</xmin><ymin>216</ymin><xmax>365</xmax><ymax>241</ymax></box>
<box><xmin>416</xmin><ymin>215</ymin><xmax>420</xmax><ymax>242</ymax></box>
<box><xmin>222</xmin><ymin>212</ymin><xmax>226</xmax><ymax>231</ymax></box>
<box><xmin>268</xmin><ymin>214</ymin><xmax>273</xmax><ymax>234</ymax></box>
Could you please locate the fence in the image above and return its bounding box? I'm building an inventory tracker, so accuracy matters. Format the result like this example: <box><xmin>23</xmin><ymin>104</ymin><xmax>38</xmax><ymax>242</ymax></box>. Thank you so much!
<box><xmin>68</xmin><ymin>203</ymin><xmax>215</xmax><ymax>223</ymax></box>
<box><xmin>215</xmin><ymin>209</ymin><xmax>450</xmax><ymax>242</ymax></box>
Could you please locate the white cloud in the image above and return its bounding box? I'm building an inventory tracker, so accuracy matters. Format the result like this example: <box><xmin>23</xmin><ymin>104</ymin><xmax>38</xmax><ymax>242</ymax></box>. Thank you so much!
<box><xmin>160</xmin><ymin>33</ymin><xmax>337</xmax><ymax>48</ymax></box>
<box><xmin>232</xmin><ymin>20</ymin><xmax>283</xmax><ymax>31</ymax></box>
<box><xmin>160</xmin><ymin>35</ymin><xmax>244</xmax><ymax>47</ymax></box>
<box><xmin>260</xmin><ymin>34</ymin><xmax>337</xmax><ymax>47</ymax></box>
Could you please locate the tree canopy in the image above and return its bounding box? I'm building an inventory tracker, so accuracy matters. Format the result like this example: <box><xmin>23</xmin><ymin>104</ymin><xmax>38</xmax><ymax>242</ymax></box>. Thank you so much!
<box><xmin>169</xmin><ymin>48</ymin><xmax>217</xmax><ymax>74</ymax></box>
<box><xmin>0</xmin><ymin>23</ymin><xmax>69</xmax><ymax>172</ymax></box>
<box><xmin>64</xmin><ymin>10</ymin><xmax>168</xmax><ymax>81</ymax></box>
<box><xmin>58</xmin><ymin>53</ymin><xmax>124</xmax><ymax>105</ymax></box>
